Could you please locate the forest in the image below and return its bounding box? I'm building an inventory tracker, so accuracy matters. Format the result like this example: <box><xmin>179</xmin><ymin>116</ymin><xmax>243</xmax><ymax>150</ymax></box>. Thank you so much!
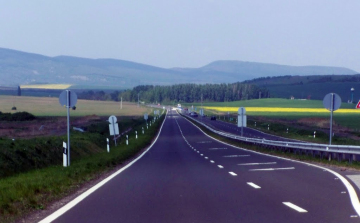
<box><xmin>119</xmin><ymin>83</ymin><xmax>269</xmax><ymax>103</ymax></box>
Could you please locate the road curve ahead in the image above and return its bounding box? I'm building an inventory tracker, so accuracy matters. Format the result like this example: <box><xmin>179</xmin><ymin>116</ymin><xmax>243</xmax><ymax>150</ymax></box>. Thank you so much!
<box><xmin>41</xmin><ymin>110</ymin><xmax>359</xmax><ymax>223</ymax></box>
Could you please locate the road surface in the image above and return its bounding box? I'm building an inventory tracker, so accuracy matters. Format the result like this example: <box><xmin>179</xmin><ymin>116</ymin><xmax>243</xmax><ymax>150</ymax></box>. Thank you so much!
<box><xmin>41</xmin><ymin>110</ymin><xmax>359</xmax><ymax>223</ymax></box>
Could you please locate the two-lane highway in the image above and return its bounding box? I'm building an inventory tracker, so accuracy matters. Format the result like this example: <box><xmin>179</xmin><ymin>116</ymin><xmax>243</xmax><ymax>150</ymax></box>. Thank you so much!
<box><xmin>40</xmin><ymin>110</ymin><xmax>359</xmax><ymax>223</ymax></box>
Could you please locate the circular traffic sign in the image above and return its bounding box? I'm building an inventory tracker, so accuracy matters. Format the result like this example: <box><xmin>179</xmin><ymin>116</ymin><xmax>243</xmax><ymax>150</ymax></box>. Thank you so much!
<box><xmin>238</xmin><ymin>107</ymin><xmax>246</xmax><ymax>115</ymax></box>
<box><xmin>108</xmin><ymin>115</ymin><xmax>117</xmax><ymax>124</ymax></box>
<box><xmin>323</xmin><ymin>93</ymin><xmax>341</xmax><ymax>111</ymax></box>
<box><xmin>59</xmin><ymin>90</ymin><xmax>78</xmax><ymax>107</ymax></box>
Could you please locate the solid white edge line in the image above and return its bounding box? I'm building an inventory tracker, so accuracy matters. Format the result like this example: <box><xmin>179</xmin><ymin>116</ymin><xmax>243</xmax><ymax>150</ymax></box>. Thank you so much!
<box><xmin>181</xmin><ymin>113</ymin><xmax>360</xmax><ymax>216</ymax></box>
<box><xmin>247</xmin><ymin>182</ymin><xmax>261</xmax><ymax>189</ymax></box>
<box><xmin>283</xmin><ymin>202</ymin><xmax>308</xmax><ymax>213</ymax></box>
<box><xmin>39</xmin><ymin>111</ymin><xmax>169</xmax><ymax>223</ymax></box>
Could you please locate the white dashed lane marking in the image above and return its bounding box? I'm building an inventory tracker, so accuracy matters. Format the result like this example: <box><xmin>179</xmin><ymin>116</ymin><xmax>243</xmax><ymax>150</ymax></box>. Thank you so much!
<box><xmin>282</xmin><ymin>202</ymin><xmax>308</xmax><ymax>213</ymax></box>
<box><xmin>209</xmin><ymin>148</ymin><xmax>228</xmax><ymax>150</ymax></box>
<box><xmin>229</xmin><ymin>172</ymin><xmax>237</xmax><ymax>176</ymax></box>
<box><xmin>249</xmin><ymin>167</ymin><xmax>295</xmax><ymax>171</ymax></box>
<box><xmin>247</xmin><ymin>182</ymin><xmax>261</xmax><ymax>189</ymax></box>
<box><xmin>223</xmin><ymin>155</ymin><xmax>250</xmax><ymax>158</ymax></box>
<box><xmin>238</xmin><ymin>162</ymin><xmax>277</xmax><ymax>166</ymax></box>
<box><xmin>218</xmin><ymin>165</ymin><xmax>224</xmax><ymax>169</ymax></box>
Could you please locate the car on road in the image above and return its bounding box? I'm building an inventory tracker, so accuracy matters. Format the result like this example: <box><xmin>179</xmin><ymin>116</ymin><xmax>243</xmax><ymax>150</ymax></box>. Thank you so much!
<box><xmin>190</xmin><ymin>112</ymin><xmax>198</xmax><ymax>117</ymax></box>
<box><xmin>210</xmin><ymin>116</ymin><xmax>216</xmax><ymax>120</ymax></box>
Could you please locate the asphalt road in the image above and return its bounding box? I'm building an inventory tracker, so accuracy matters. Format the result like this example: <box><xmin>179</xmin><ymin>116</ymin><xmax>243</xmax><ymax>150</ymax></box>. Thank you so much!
<box><xmin>41</xmin><ymin>110</ymin><xmax>359</xmax><ymax>223</ymax></box>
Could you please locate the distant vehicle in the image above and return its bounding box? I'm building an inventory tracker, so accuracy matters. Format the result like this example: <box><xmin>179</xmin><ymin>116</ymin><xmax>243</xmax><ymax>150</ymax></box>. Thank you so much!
<box><xmin>177</xmin><ymin>103</ymin><xmax>181</xmax><ymax>108</ymax></box>
<box><xmin>190</xmin><ymin>112</ymin><xmax>198</xmax><ymax>117</ymax></box>
<box><xmin>210</xmin><ymin>116</ymin><xmax>216</xmax><ymax>120</ymax></box>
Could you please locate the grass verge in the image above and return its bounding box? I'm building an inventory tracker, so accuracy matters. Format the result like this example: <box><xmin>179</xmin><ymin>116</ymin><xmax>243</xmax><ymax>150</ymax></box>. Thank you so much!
<box><xmin>0</xmin><ymin>113</ymin><xmax>165</xmax><ymax>223</ymax></box>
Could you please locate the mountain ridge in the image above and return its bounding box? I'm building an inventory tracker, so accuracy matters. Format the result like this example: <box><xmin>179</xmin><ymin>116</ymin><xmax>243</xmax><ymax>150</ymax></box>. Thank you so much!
<box><xmin>0</xmin><ymin>47</ymin><xmax>357</xmax><ymax>88</ymax></box>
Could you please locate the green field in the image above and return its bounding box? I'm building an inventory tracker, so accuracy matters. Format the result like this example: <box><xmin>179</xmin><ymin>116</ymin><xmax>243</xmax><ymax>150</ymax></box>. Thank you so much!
<box><xmin>186</xmin><ymin>98</ymin><xmax>355</xmax><ymax>109</ymax></box>
<box><xmin>185</xmin><ymin>98</ymin><xmax>360</xmax><ymax>131</ymax></box>
<box><xmin>0</xmin><ymin>95</ymin><xmax>150</xmax><ymax>116</ymax></box>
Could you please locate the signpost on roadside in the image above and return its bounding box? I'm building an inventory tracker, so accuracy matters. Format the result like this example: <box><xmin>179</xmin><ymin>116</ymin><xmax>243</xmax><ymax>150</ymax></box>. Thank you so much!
<box><xmin>59</xmin><ymin>90</ymin><xmax>77</xmax><ymax>167</ymax></box>
<box><xmin>238</xmin><ymin>107</ymin><xmax>247</xmax><ymax>137</ymax></box>
<box><xmin>323</xmin><ymin>93</ymin><xmax>341</xmax><ymax>145</ymax></box>
<box><xmin>356</xmin><ymin>100</ymin><xmax>360</xmax><ymax>109</ymax></box>
<box><xmin>108</xmin><ymin>115</ymin><xmax>119</xmax><ymax>146</ymax></box>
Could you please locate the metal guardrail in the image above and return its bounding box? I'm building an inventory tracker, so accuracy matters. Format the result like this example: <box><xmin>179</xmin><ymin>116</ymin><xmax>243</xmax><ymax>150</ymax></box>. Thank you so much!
<box><xmin>183</xmin><ymin>113</ymin><xmax>360</xmax><ymax>158</ymax></box>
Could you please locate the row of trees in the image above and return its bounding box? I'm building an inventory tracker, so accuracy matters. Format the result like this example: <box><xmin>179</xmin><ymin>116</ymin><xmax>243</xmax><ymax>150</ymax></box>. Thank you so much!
<box><xmin>119</xmin><ymin>83</ymin><xmax>269</xmax><ymax>103</ymax></box>
<box><xmin>77</xmin><ymin>90</ymin><xmax>120</xmax><ymax>101</ymax></box>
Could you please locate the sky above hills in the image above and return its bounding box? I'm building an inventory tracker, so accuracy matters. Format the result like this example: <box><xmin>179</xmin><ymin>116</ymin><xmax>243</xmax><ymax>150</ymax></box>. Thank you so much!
<box><xmin>0</xmin><ymin>0</ymin><xmax>359</xmax><ymax>72</ymax></box>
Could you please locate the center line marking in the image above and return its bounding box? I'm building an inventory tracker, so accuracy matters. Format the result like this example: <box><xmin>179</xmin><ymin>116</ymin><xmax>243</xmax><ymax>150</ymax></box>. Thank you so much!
<box><xmin>229</xmin><ymin>172</ymin><xmax>237</xmax><ymax>176</ymax></box>
<box><xmin>238</xmin><ymin>162</ymin><xmax>277</xmax><ymax>166</ymax></box>
<box><xmin>249</xmin><ymin>167</ymin><xmax>295</xmax><ymax>171</ymax></box>
<box><xmin>218</xmin><ymin>165</ymin><xmax>224</xmax><ymax>168</ymax></box>
<box><xmin>247</xmin><ymin>182</ymin><xmax>261</xmax><ymax>189</ymax></box>
<box><xmin>283</xmin><ymin>202</ymin><xmax>308</xmax><ymax>213</ymax></box>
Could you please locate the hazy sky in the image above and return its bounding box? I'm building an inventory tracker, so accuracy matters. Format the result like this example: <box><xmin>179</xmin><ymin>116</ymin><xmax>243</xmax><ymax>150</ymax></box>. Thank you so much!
<box><xmin>1</xmin><ymin>0</ymin><xmax>359</xmax><ymax>71</ymax></box>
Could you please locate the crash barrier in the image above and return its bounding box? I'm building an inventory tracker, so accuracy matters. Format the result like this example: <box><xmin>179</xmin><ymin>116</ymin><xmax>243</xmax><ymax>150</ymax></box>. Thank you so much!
<box><xmin>184</xmin><ymin>114</ymin><xmax>360</xmax><ymax>163</ymax></box>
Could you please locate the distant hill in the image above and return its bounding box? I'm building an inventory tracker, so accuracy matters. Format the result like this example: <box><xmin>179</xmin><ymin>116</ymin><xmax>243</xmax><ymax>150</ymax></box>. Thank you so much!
<box><xmin>0</xmin><ymin>48</ymin><xmax>358</xmax><ymax>89</ymax></box>
<box><xmin>244</xmin><ymin>75</ymin><xmax>360</xmax><ymax>101</ymax></box>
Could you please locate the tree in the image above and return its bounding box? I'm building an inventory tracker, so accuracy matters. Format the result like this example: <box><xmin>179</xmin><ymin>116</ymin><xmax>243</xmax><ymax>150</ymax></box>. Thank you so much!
<box><xmin>17</xmin><ymin>86</ymin><xmax>21</xmax><ymax>96</ymax></box>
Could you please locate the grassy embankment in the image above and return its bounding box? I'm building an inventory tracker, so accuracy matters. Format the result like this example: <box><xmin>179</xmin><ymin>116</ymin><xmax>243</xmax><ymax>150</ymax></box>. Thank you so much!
<box><xmin>0</xmin><ymin>96</ymin><xmax>163</xmax><ymax>222</ymax></box>
<box><xmin>185</xmin><ymin>98</ymin><xmax>360</xmax><ymax>145</ymax></box>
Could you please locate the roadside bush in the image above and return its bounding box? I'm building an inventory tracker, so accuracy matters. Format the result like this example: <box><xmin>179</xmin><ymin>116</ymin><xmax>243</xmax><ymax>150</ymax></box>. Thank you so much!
<box><xmin>0</xmin><ymin>112</ymin><xmax>36</xmax><ymax>121</ymax></box>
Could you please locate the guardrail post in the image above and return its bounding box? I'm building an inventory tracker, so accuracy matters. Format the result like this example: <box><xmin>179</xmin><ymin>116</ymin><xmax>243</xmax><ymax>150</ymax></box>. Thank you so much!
<box><xmin>328</xmin><ymin>153</ymin><xmax>332</xmax><ymax>161</ymax></box>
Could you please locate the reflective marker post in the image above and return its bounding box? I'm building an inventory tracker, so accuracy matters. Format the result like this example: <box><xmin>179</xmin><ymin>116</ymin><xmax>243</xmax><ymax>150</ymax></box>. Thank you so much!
<box><xmin>63</xmin><ymin>142</ymin><xmax>67</xmax><ymax>167</ymax></box>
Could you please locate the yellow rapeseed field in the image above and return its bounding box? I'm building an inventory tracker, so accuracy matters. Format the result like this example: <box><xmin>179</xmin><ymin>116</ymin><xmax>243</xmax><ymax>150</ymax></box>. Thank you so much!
<box><xmin>203</xmin><ymin>106</ymin><xmax>360</xmax><ymax>114</ymax></box>
<box><xmin>21</xmin><ymin>84</ymin><xmax>72</xmax><ymax>89</ymax></box>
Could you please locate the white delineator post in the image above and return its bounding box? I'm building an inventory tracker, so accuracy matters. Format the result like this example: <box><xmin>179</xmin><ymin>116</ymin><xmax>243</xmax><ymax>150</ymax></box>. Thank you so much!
<box><xmin>63</xmin><ymin>142</ymin><xmax>67</xmax><ymax>167</ymax></box>
<box><xmin>107</xmin><ymin>138</ymin><xmax>110</xmax><ymax>152</ymax></box>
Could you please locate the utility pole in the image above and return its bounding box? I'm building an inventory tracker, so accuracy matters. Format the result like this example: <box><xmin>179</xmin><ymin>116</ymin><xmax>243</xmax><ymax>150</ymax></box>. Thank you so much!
<box><xmin>138</xmin><ymin>93</ymin><xmax>139</xmax><ymax>107</ymax></box>
<box><xmin>120</xmin><ymin>97</ymin><xmax>122</xmax><ymax>109</ymax></box>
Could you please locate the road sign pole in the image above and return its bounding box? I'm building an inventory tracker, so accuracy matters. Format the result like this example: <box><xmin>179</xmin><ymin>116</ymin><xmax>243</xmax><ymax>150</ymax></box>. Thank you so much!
<box><xmin>329</xmin><ymin>93</ymin><xmax>334</xmax><ymax>145</ymax></box>
<box><xmin>67</xmin><ymin>90</ymin><xmax>71</xmax><ymax>166</ymax></box>
<box><xmin>112</xmin><ymin>117</ymin><xmax>117</xmax><ymax>146</ymax></box>
<box><xmin>241</xmin><ymin>113</ymin><xmax>243</xmax><ymax>137</ymax></box>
